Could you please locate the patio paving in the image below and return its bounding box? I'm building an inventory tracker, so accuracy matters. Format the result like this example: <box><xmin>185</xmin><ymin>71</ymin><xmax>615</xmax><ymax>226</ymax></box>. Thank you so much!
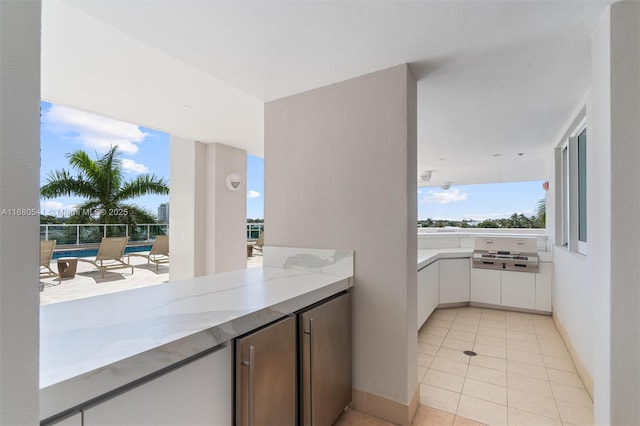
<box><xmin>40</xmin><ymin>252</ymin><xmax>263</xmax><ymax>305</ymax></box>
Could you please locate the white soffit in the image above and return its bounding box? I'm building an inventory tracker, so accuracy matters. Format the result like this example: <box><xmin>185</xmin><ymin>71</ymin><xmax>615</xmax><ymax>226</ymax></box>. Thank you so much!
<box><xmin>42</xmin><ymin>0</ymin><xmax>264</xmax><ymax>156</ymax></box>
<box><xmin>42</xmin><ymin>0</ymin><xmax>611</xmax><ymax>184</ymax></box>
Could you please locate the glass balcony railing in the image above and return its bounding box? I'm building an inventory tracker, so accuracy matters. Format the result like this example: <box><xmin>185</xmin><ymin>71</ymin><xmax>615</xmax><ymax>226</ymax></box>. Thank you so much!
<box><xmin>40</xmin><ymin>224</ymin><xmax>170</xmax><ymax>246</ymax></box>
<box><xmin>246</xmin><ymin>222</ymin><xmax>264</xmax><ymax>241</ymax></box>
<box><xmin>40</xmin><ymin>222</ymin><xmax>264</xmax><ymax>246</ymax></box>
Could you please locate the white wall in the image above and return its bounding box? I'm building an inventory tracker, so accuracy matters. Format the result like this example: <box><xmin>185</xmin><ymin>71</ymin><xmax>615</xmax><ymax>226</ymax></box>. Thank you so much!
<box><xmin>206</xmin><ymin>143</ymin><xmax>247</xmax><ymax>274</ymax></box>
<box><xmin>551</xmin><ymin>2</ymin><xmax>640</xmax><ymax>423</ymax></box>
<box><xmin>264</xmin><ymin>65</ymin><xmax>418</xmax><ymax>406</ymax></box>
<box><xmin>605</xmin><ymin>2</ymin><xmax>640</xmax><ymax>423</ymax></box>
<box><xmin>0</xmin><ymin>1</ymin><xmax>41</xmax><ymax>423</ymax></box>
<box><xmin>549</xmin><ymin>104</ymin><xmax>595</xmax><ymax>382</ymax></box>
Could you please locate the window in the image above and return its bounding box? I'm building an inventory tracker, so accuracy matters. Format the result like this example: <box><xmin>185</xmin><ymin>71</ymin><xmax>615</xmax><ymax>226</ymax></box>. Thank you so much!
<box><xmin>558</xmin><ymin>117</ymin><xmax>587</xmax><ymax>254</ymax></box>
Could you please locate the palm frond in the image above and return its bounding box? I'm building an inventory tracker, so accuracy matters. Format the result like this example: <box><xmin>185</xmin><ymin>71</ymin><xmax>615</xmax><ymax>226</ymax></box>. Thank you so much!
<box><xmin>116</xmin><ymin>174</ymin><xmax>169</xmax><ymax>201</ymax></box>
<box><xmin>40</xmin><ymin>170</ymin><xmax>96</xmax><ymax>199</ymax></box>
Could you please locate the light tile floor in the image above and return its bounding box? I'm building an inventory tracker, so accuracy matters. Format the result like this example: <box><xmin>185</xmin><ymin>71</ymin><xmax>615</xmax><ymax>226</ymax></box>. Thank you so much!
<box><xmin>418</xmin><ymin>307</ymin><xmax>593</xmax><ymax>426</ymax></box>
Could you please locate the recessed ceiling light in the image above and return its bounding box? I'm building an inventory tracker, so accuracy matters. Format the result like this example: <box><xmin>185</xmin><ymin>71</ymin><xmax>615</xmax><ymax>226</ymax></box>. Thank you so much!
<box><xmin>517</xmin><ymin>153</ymin><xmax>525</xmax><ymax>156</ymax></box>
<box><xmin>492</xmin><ymin>153</ymin><xmax>502</xmax><ymax>158</ymax></box>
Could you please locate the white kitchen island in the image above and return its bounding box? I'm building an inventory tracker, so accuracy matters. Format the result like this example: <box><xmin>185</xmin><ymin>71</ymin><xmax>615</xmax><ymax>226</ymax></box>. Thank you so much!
<box><xmin>40</xmin><ymin>247</ymin><xmax>353</xmax><ymax>425</ymax></box>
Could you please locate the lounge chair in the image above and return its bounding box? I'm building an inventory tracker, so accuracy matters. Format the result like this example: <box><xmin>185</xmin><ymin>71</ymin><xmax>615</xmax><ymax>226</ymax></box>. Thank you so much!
<box><xmin>40</xmin><ymin>240</ymin><xmax>57</xmax><ymax>277</ymax></box>
<box><xmin>128</xmin><ymin>235</ymin><xmax>169</xmax><ymax>271</ymax></box>
<box><xmin>77</xmin><ymin>236</ymin><xmax>133</xmax><ymax>278</ymax></box>
<box><xmin>253</xmin><ymin>231</ymin><xmax>264</xmax><ymax>254</ymax></box>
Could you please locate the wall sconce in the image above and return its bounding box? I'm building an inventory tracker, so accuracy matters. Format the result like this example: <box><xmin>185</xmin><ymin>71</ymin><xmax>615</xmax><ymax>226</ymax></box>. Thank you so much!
<box><xmin>225</xmin><ymin>172</ymin><xmax>243</xmax><ymax>191</ymax></box>
<box><xmin>419</xmin><ymin>171</ymin><xmax>433</xmax><ymax>182</ymax></box>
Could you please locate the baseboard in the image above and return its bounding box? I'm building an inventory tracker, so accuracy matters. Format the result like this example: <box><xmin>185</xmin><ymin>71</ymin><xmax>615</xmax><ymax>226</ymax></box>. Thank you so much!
<box><xmin>351</xmin><ymin>384</ymin><xmax>420</xmax><ymax>426</ymax></box>
<box><xmin>553</xmin><ymin>315</ymin><xmax>594</xmax><ymax>399</ymax></box>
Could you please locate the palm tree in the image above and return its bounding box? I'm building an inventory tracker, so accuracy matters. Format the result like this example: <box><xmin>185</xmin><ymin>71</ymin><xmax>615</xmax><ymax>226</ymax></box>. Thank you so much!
<box><xmin>536</xmin><ymin>197</ymin><xmax>546</xmax><ymax>228</ymax></box>
<box><xmin>41</xmin><ymin>146</ymin><xmax>169</xmax><ymax>226</ymax></box>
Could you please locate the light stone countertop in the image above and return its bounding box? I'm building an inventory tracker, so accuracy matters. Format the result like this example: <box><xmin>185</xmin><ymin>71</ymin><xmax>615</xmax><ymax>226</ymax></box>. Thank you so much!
<box><xmin>40</xmin><ymin>247</ymin><xmax>353</xmax><ymax>419</ymax></box>
<box><xmin>418</xmin><ymin>248</ymin><xmax>474</xmax><ymax>270</ymax></box>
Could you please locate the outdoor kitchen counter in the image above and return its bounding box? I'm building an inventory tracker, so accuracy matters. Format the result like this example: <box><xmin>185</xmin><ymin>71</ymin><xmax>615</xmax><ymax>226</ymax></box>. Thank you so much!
<box><xmin>418</xmin><ymin>248</ymin><xmax>473</xmax><ymax>270</ymax></box>
<box><xmin>39</xmin><ymin>247</ymin><xmax>353</xmax><ymax>421</ymax></box>
<box><xmin>418</xmin><ymin>247</ymin><xmax>553</xmax><ymax>270</ymax></box>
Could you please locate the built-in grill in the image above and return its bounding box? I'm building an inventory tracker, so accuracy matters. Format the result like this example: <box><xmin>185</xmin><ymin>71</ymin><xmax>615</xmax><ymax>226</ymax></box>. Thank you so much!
<box><xmin>472</xmin><ymin>236</ymin><xmax>539</xmax><ymax>273</ymax></box>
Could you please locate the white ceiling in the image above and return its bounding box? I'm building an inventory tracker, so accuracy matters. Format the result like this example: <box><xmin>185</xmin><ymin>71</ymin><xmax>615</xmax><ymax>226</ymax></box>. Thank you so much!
<box><xmin>42</xmin><ymin>0</ymin><xmax>611</xmax><ymax>188</ymax></box>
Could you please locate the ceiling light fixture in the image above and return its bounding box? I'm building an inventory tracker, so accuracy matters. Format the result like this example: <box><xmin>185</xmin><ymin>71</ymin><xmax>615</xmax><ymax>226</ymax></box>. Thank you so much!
<box><xmin>441</xmin><ymin>182</ymin><xmax>451</xmax><ymax>190</ymax></box>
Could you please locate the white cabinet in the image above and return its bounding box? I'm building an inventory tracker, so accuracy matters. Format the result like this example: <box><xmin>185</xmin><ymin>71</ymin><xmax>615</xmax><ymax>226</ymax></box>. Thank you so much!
<box><xmin>417</xmin><ymin>261</ymin><xmax>439</xmax><ymax>328</ymax></box>
<box><xmin>439</xmin><ymin>259</ymin><xmax>470</xmax><ymax>304</ymax></box>
<box><xmin>83</xmin><ymin>346</ymin><xmax>232</xmax><ymax>426</ymax></box>
<box><xmin>470</xmin><ymin>268</ymin><xmax>501</xmax><ymax>305</ymax></box>
<box><xmin>535</xmin><ymin>262</ymin><xmax>553</xmax><ymax>312</ymax></box>
<box><xmin>501</xmin><ymin>271</ymin><xmax>536</xmax><ymax>310</ymax></box>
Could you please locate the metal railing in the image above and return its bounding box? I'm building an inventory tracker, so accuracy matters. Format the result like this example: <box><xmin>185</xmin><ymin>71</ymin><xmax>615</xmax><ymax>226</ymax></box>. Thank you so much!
<box><xmin>246</xmin><ymin>222</ymin><xmax>264</xmax><ymax>241</ymax></box>
<box><xmin>40</xmin><ymin>222</ymin><xmax>263</xmax><ymax>246</ymax></box>
<box><xmin>40</xmin><ymin>224</ymin><xmax>169</xmax><ymax>246</ymax></box>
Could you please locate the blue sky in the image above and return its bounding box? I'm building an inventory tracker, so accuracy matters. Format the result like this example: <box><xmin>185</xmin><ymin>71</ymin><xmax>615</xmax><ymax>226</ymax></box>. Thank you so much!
<box><xmin>40</xmin><ymin>101</ymin><xmax>544</xmax><ymax>221</ymax></box>
<box><xmin>417</xmin><ymin>181</ymin><xmax>544</xmax><ymax>221</ymax></box>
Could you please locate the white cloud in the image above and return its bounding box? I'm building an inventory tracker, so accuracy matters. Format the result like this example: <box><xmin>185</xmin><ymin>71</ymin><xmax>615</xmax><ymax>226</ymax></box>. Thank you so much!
<box><xmin>422</xmin><ymin>188</ymin><xmax>469</xmax><ymax>205</ymax></box>
<box><xmin>122</xmin><ymin>159</ymin><xmax>149</xmax><ymax>174</ymax></box>
<box><xmin>42</xmin><ymin>104</ymin><xmax>148</xmax><ymax>154</ymax></box>
<box><xmin>40</xmin><ymin>200</ymin><xmax>78</xmax><ymax>217</ymax></box>
<box><xmin>247</xmin><ymin>190</ymin><xmax>260</xmax><ymax>199</ymax></box>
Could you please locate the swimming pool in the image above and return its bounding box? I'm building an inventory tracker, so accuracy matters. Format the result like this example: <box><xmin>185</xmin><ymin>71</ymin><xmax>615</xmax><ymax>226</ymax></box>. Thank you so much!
<box><xmin>52</xmin><ymin>245</ymin><xmax>152</xmax><ymax>260</ymax></box>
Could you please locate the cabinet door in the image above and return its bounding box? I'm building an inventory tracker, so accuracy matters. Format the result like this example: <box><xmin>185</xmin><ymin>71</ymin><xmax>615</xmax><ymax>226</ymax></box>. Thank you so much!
<box><xmin>84</xmin><ymin>346</ymin><xmax>232</xmax><ymax>426</ymax></box>
<box><xmin>439</xmin><ymin>259</ymin><xmax>470</xmax><ymax>304</ymax></box>
<box><xmin>426</xmin><ymin>261</ymin><xmax>440</xmax><ymax>321</ymax></box>
<box><xmin>535</xmin><ymin>262</ymin><xmax>553</xmax><ymax>312</ymax></box>
<box><xmin>236</xmin><ymin>316</ymin><xmax>296</xmax><ymax>426</ymax></box>
<box><xmin>501</xmin><ymin>271</ymin><xmax>535</xmax><ymax>310</ymax></box>
<box><xmin>470</xmin><ymin>268</ymin><xmax>501</xmax><ymax>305</ymax></box>
<box><xmin>301</xmin><ymin>293</ymin><xmax>351</xmax><ymax>426</ymax></box>
<box><xmin>418</xmin><ymin>262</ymin><xmax>439</xmax><ymax>328</ymax></box>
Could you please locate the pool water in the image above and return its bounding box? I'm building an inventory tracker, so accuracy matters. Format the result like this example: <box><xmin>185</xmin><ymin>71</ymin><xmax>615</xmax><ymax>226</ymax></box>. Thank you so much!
<box><xmin>52</xmin><ymin>245</ymin><xmax>152</xmax><ymax>260</ymax></box>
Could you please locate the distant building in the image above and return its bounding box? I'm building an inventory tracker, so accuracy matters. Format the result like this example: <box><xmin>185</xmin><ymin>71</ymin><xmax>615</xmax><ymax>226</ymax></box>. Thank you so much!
<box><xmin>158</xmin><ymin>203</ymin><xmax>169</xmax><ymax>223</ymax></box>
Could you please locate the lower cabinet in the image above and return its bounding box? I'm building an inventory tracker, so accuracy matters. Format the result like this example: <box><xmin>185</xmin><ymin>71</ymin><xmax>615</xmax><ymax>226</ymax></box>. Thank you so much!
<box><xmin>470</xmin><ymin>268</ymin><xmax>501</xmax><ymax>305</ymax></box>
<box><xmin>235</xmin><ymin>292</ymin><xmax>352</xmax><ymax>426</ymax></box>
<box><xmin>501</xmin><ymin>271</ymin><xmax>536</xmax><ymax>310</ymax></box>
<box><xmin>439</xmin><ymin>258</ymin><xmax>470</xmax><ymax>304</ymax></box>
<box><xmin>469</xmin><ymin>263</ymin><xmax>553</xmax><ymax>313</ymax></box>
<box><xmin>535</xmin><ymin>262</ymin><xmax>553</xmax><ymax>312</ymax></box>
<box><xmin>300</xmin><ymin>292</ymin><xmax>352</xmax><ymax>426</ymax></box>
<box><xmin>83</xmin><ymin>346</ymin><xmax>232</xmax><ymax>426</ymax></box>
<box><xmin>417</xmin><ymin>261</ymin><xmax>439</xmax><ymax>328</ymax></box>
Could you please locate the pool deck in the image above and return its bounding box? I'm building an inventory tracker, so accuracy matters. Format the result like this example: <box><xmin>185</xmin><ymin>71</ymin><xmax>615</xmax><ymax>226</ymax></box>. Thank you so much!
<box><xmin>40</xmin><ymin>252</ymin><xmax>263</xmax><ymax>305</ymax></box>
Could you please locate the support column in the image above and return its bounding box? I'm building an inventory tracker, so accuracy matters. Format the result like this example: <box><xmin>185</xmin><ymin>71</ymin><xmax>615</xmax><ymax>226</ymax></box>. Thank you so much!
<box><xmin>265</xmin><ymin>64</ymin><xmax>418</xmax><ymax>425</ymax></box>
<box><xmin>591</xmin><ymin>2</ymin><xmax>640</xmax><ymax>424</ymax></box>
<box><xmin>170</xmin><ymin>138</ymin><xmax>247</xmax><ymax>279</ymax></box>
<box><xmin>169</xmin><ymin>137</ymin><xmax>207</xmax><ymax>280</ymax></box>
<box><xmin>205</xmin><ymin>143</ymin><xmax>247</xmax><ymax>275</ymax></box>
<box><xmin>0</xmin><ymin>1</ymin><xmax>41</xmax><ymax>424</ymax></box>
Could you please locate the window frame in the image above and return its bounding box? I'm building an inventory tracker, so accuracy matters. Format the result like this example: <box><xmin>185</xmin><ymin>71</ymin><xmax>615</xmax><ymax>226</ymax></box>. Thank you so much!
<box><xmin>558</xmin><ymin>116</ymin><xmax>587</xmax><ymax>255</ymax></box>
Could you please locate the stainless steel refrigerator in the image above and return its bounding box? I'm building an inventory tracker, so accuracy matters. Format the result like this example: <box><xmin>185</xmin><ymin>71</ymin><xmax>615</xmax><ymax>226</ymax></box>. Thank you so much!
<box><xmin>235</xmin><ymin>292</ymin><xmax>351</xmax><ymax>426</ymax></box>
